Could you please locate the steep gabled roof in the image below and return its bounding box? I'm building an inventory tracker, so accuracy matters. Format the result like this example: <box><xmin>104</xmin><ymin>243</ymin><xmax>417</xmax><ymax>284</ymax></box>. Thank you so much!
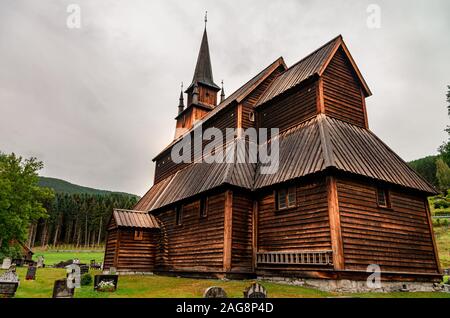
<box><xmin>254</xmin><ymin>115</ymin><xmax>437</xmax><ymax>194</ymax></box>
<box><xmin>153</xmin><ymin>57</ymin><xmax>286</xmax><ymax>161</ymax></box>
<box><xmin>256</xmin><ymin>35</ymin><xmax>371</xmax><ymax>107</ymax></box>
<box><xmin>186</xmin><ymin>28</ymin><xmax>220</xmax><ymax>91</ymax></box>
<box><xmin>110</xmin><ymin>209</ymin><xmax>160</xmax><ymax>229</ymax></box>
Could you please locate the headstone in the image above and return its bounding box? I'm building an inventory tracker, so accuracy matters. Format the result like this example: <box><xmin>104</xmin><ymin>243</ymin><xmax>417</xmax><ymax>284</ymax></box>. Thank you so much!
<box><xmin>65</xmin><ymin>264</ymin><xmax>81</xmax><ymax>288</ymax></box>
<box><xmin>26</xmin><ymin>265</ymin><xmax>37</xmax><ymax>280</ymax></box>
<box><xmin>203</xmin><ymin>286</ymin><xmax>227</xmax><ymax>298</ymax></box>
<box><xmin>1</xmin><ymin>257</ymin><xmax>11</xmax><ymax>270</ymax></box>
<box><xmin>109</xmin><ymin>267</ymin><xmax>116</xmax><ymax>275</ymax></box>
<box><xmin>79</xmin><ymin>264</ymin><xmax>89</xmax><ymax>275</ymax></box>
<box><xmin>12</xmin><ymin>258</ymin><xmax>24</xmax><ymax>267</ymax></box>
<box><xmin>243</xmin><ymin>283</ymin><xmax>267</xmax><ymax>298</ymax></box>
<box><xmin>36</xmin><ymin>256</ymin><xmax>45</xmax><ymax>268</ymax></box>
<box><xmin>52</xmin><ymin>279</ymin><xmax>75</xmax><ymax>298</ymax></box>
<box><xmin>0</xmin><ymin>266</ymin><xmax>19</xmax><ymax>298</ymax></box>
<box><xmin>94</xmin><ymin>274</ymin><xmax>118</xmax><ymax>292</ymax></box>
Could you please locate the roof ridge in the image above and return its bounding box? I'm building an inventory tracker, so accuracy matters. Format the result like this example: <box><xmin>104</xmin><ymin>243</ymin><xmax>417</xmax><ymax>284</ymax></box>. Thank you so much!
<box><xmin>317</xmin><ymin>114</ymin><xmax>335</xmax><ymax>168</ymax></box>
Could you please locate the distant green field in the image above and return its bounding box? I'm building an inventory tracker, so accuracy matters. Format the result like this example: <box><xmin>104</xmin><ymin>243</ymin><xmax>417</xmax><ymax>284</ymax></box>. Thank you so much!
<box><xmin>32</xmin><ymin>249</ymin><xmax>104</xmax><ymax>265</ymax></box>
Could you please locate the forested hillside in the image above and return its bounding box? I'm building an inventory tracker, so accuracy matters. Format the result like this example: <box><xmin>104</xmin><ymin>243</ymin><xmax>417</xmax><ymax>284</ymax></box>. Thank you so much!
<box><xmin>27</xmin><ymin>177</ymin><xmax>140</xmax><ymax>248</ymax></box>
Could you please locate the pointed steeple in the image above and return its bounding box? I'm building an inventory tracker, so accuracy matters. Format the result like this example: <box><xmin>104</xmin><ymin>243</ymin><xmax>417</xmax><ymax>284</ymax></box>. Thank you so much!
<box><xmin>178</xmin><ymin>82</ymin><xmax>185</xmax><ymax>115</ymax></box>
<box><xmin>186</xmin><ymin>15</ymin><xmax>220</xmax><ymax>92</ymax></box>
<box><xmin>220</xmin><ymin>80</ymin><xmax>225</xmax><ymax>103</ymax></box>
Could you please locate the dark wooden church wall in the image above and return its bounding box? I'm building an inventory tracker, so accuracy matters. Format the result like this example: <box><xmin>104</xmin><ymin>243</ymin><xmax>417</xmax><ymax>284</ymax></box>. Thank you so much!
<box><xmin>241</xmin><ymin>66</ymin><xmax>285</xmax><ymax>130</ymax></box>
<box><xmin>322</xmin><ymin>47</ymin><xmax>366</xmax><ymax>128</ymax></box>
<box><xmin>337</xmin><ymin>178</ymin><xmax>439</xmax><ymax>274</ymax></box>
<box><xmin>154</xmin><ymin>106</ymin><xmax>237</xmax><ymax>183</ymax></box>
<box><xmin>258</xmin><ymin>81</ymin><xmax>318</xmax><ymax>133</ymax></box>
<box><xmin>116</xmin><ymin>229</ymin><xmax>158</xmax><ymax>271</ymax></box>
<box><xmin>103</xmin><ymin>229</ymin><xmax>117</xmax><ymax>270</ymax></box>
<box><xmin>231</xmin><ymin>192</ymin><xmax>253</xmax><ymax>272</ymax></box>
<box><xmin>256</xmin><ymin>177</ymin><xmax>332</xmax><ymax>270</ymax></box>
<box><xmin>156</xmin><ymin>192</ymin><xmax>226</xmax><ymax>272</ymax></box>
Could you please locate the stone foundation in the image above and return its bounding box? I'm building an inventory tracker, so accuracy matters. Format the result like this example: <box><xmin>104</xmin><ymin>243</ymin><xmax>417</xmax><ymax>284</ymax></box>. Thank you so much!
<box><xmin>259</xmin><ymin>276</ymin><xmax>446</xmax><ymax>293</ymax></box>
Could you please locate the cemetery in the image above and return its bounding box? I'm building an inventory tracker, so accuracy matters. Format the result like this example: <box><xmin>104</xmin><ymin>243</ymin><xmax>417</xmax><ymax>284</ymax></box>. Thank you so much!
<box><xmin>1</xmin><ymin>250</ymin><xmax>450</xmax><ymax>298</ymax></box>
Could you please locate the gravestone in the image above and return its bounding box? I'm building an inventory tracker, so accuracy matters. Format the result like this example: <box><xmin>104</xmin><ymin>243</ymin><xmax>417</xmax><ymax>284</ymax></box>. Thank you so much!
<box><xmin>94</xmin><ymin>274</ymin><xmax>118</xmax><ymax>292</ymax></box>
<box><xmin>203</xmin><ymin>286</ymin><xmax>227</xmax><ymax>298</ymax></box>
<box><xmin>12</xmin><ymin>258</ymin><xmax>24</xmax><ymax>267</ymax></box>
<box><xmin>109</xmin><ymin>267</ymin><xmax>117</xmax><ymax>275</ymax></box>
<box><xmin>0</xmin><ymin>266</ymin><xmax>19</xmax><ymax>298</ymax></box>
<box><xmin>26</xmin><ymin>265</ymin><xmax>37</xmax><ymax>280</ymax></box>
<box><xmin>1</xmin><ymin>257</ymin><xmax>11</xmax><ymax>270</ymax></box>
<box><xmin>52</xmin><ymin>279</ymin><xmax>75</xmax><ymax>298</ymax></box>
<box><xmin>243</xmin><ymin>283</ymin><xmax>267</xmax><ymax>298</ymax></box>
<box><xmin>79</xmin><ymin>264</ymin><xmax>89</xmax><ymax>275</ymax></box>
<box><xmin>36</xmin><ymin>256</ymin><xmax>45</xmax><ymax>268</ymax></box>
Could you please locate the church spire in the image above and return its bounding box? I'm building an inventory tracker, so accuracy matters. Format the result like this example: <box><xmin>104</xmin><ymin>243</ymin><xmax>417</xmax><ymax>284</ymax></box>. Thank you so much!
<box><xmin>178</xmin><ymin>82</ymin><xmax>184</xmax><ymax>115</ymax></box>
<box><xmin>186</xmin><ymin>12</ymin><xmax>220</xmax><ymax>92</ymax></box>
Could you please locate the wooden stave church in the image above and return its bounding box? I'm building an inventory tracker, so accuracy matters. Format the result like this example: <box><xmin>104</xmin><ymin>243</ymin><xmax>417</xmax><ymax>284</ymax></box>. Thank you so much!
<box><xmin>104</xmin><ymin>26</ymin><xmax>441</xmax><ymax>283</ymax></box>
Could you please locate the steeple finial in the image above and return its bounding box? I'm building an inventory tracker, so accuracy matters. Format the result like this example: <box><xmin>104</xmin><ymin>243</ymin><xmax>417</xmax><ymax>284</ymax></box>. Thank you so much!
<box><xmin>178</xmin><ymin>82</ymin><xmax>185</xmax><ymax>114</ymax></box>
<box><xmin>204</xmin><ymin>11</ymin><xmax>207</xmax><ymax>29</ymax></box>
<box><xmin>220</xmin><ymin>80</ymin><xmax>225</xmax><ymax>103</ymax></box>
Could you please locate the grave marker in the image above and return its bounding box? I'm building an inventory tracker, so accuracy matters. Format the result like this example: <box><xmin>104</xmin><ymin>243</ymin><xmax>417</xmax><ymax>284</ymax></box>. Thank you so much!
<box><xmin>52</xmin><ymin>279</ymin><xmax>75</xmax><ymax>298</ymax></box>
<box><xmin>203</xmin><ymin>286</ymin><xmax>227</xmax><ymax>298</ymax></box>
<box><xmin>243</xmin><ymin>283</ymin><xmax>267</xmax><ymax>298</ymax></box>
<box><xmin>0</xmin><ymin>266</ymin><xmax>19</xmax><ymax>298</ymax></box>
<box><xmin>94</xmin><ymin>274</ymin><xmax>118</xmax><ymax>292</ymax></box>
<box><xmin>36</xmin><ymin>256</ymin><xmax>45</xmax><ymax>268</ymax></box>
<box><xmin>26</xmin><ymin>265</ymin><xmax>37</xmax><ymax>280</ymax></box>
<box><xmin>1</xmin><ymin>258</ymin><xmax>11</xmax><ymax>270</ymax></box>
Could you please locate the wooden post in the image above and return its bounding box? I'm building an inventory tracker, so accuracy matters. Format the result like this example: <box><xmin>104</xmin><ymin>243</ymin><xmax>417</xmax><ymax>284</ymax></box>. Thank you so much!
<box><xmin>223</xmin><ymin>190</ymin><xmax>233</xmax><ymax>272</ymax></box>
<box><xmin>237</xmin><ymin>103</ymin><xmax>243</xmax><ymax>137</ymax></box>
<box><xmin>361</xmin><ymin>88</ymin><xmax>369</xmax><ymax>129</ymax></box>
<box><xmin>316</xmin><ymin>78</ymin><xmax>325</xmax><ymax>114</ymax></box>
<box><xmin>326</xmin><ymin>176</ymin><xmax>345</xmax><ymax>270</ymax></box>
<box><xmin>424</xmin><ymin>199</ymin><xmax>442</xmax><ymax>274</ymax></box>
<box><xmin>252</xmin><ymin>200</ymin><xmax>259</xmax><ymax>271</ymax></box>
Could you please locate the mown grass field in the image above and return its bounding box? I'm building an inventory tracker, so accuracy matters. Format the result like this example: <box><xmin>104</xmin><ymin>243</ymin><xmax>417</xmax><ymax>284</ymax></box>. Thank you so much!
<box><xmin>0</xmin><ymin>248</ymin><xmax>448</xmax><ymax>298</ymax></box>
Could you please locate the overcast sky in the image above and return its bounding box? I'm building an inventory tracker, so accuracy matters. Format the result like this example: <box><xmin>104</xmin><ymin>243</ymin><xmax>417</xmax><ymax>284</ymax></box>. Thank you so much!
<box><xmin>0</xmin><ymin>0</ymin><xmax>449</xmax><ymax>196</ymax></box>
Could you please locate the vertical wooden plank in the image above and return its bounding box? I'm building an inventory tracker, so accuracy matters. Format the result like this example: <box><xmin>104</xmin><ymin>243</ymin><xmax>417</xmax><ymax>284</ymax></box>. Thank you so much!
<box><xmin>223</xmin><ymin>190</ymin><xmax>233</xmax><ymax>272</ymax></box>
<box><xmin>252</xmin><ymin>199</ymin><xmax>258</xmax><ymax>271</ymax></box>
<box><xmin>327</xmin><ymin>175</ymin><xmax>345</xmax><ymax>270</ymax></box>
<box><xmin>316</xmin><ymin>78</ymin><xmax>325</xmax><ymax>114</ymax></box>
<box><xmin>424</xmin><ymin>198</ymin><xmax>442</xmax><ymax>274</ymax></box>
<box><xmin>237</xmin><ymin>103</ymin><xmax>243</xmax><ymax>138</ymax></box>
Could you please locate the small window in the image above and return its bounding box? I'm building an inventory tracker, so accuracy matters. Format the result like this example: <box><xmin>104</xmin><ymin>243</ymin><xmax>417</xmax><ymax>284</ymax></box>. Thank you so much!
<box><xmin>134</xmin><ymin>230</ymin><xmax>143</xmax><ymax>241</ymax></box>
<box><xmin>249</xmin><ymin>111</ymin><xmax>255</xmax><ymax>122</ymax></box>
<box><xmin>376</xmin><ymin>187</ymin><xmax>390</xmax><ymax>208</ymax></box>
<box><xmin>175</xmin><ymin>205</ymin><xmax>183</xmax><ymax>225</ymax></box>
<box><xmin>200</xmin><ymin>197</ymin><xmax>209</xmax><ymax>218</ymax></box>
<box><xmin>276</xmin><ymin>186</ymin><xmax>297</xmax><ymax>210</ymax></box>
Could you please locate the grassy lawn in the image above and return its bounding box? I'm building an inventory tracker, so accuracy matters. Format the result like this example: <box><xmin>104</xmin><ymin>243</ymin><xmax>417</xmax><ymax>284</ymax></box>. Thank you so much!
<box><xmin>435</xmin><ymin>224</ymin><xmax>450</xmax><ymax>269</ymax></box>
<box><xmin>3</xmin><ymin>267</ymin><xmax>449</xmax><ymax>298</ymax></box>
<box><xmin>1</xmin><ymin>244</ymin><xmax>448</xmax><ymax>298</ymax></box>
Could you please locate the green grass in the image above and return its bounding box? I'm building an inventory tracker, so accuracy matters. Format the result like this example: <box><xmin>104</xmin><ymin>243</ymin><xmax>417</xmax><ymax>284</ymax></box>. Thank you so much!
<box><xmin>2</xmin><ymin>248</ymin><xmax>449</xmax><ymax>298</ymax></box>
<box><xmin>434</xmin><ymin>224</ymin><xmax>450</xmax><ymax>268</ymax></box>
<box><xmin>31</xmin><ymin>248</ymin><xmax>104</xmax><ymax>266</ymax></box>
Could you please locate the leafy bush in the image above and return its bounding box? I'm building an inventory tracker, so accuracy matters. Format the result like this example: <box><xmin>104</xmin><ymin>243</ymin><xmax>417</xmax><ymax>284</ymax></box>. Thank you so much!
<box><xmin>80</xmin><ymin>273</ymin><xmax>92</xmax><ymax>286</ymax></box>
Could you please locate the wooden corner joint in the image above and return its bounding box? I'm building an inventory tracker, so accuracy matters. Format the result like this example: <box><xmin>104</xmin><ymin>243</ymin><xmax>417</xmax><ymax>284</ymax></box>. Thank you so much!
<box><xmin>326</xmin><ymin>176</ymin><xmax>345</xmax><ymax>270</ymax></box>
<box><xmin>223</xmin><ymin>190</ymin><xmax>233</xmax><ymax>272</ymax></box>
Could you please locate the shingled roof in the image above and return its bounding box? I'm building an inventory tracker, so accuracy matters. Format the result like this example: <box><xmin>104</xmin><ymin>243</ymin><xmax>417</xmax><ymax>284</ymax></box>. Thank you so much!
<box><xmin>111</xmin><ymin>209</ymin><xmax>160</xmax><ymax>229</ymax></box>
<box><xmin>256</xmin><ymin>35</ymin><xmax>371</xmax><ymax>107</ymax></box>
<box><xmin>254</xmin><ymin>114</ymin><xmax>437</xmax><ymax>194</ymax></box>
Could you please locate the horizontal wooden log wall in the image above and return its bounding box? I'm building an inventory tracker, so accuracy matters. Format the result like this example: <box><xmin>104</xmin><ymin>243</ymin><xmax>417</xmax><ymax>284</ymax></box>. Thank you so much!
<box><xmin>337</xmin><ymin>178</ymin><xmax>439</xmax><ymax>274</ymax></box>
<box><xmin>241</xmin><ymin>66</ymin><xmax>285</xmax><ymax>130</ymax></box>
<box><xmin>103</xmin><ymin>230</ymin><xmax>117</xmax><ymax>270</ymax></box>
<box><xmin>116</xmin><ymin>229</ymin><xmax>159</xmax><ymax>271</ymax></box>
<box><xmin>258</xmin><ymin>81</ymin><xmax>317</xmax><ymax>133</ymax></box>
<box><xmin>257</xmin><ymin>177</ymin><xmax>332</xmax><ymax>271</ymax></box>
<box><xmin>231</xmin><ymin>192</ymin><xmax>253</xmax><ymax>272</ymax></box>
<box><xmin>155</xmin><ymin>106</ymin><xmax>237</xmax><ymax>183</ymax></box>
<box><xmin>156</xmin><ymin>192</ymin><xmax>226</xmax><ymax>272</ymax></box>
<box><xmin>322</xmin><ymin>47</ymin><xmax>366</xmax><ymax>128</ymax></box>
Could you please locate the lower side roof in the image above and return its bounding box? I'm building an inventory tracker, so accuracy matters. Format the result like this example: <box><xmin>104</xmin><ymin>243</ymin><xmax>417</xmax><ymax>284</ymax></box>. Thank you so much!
<box><xmin>135</xmin><ymin>114</ymin><xmax>436</xmax><ymax>212</ymax></box>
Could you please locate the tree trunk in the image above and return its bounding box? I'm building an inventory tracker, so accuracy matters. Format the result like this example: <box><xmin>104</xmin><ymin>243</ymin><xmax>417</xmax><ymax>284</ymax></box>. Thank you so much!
<box><xmin>84</xmin><ymin>214</ymin><xmax>88</xmax><ymax>248</ymax></box>
<box><xmin>53</xmin><ymin>215</ymin><xmax>60</xmax><ymax>247</ymax></box>
<box><xmin>41</xmin><ymin>220</ymin><xmax>48</xmax><ymax>247</ymax></box>
<box><xmin>31</xmin><ymin>224</ymin><xmax>37</xmax><ymax>248</ymax></box>
<box><xmin>97</xmin><ymin>218</ymin><xmax>102</xmax><ymax>246</ymax></box>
